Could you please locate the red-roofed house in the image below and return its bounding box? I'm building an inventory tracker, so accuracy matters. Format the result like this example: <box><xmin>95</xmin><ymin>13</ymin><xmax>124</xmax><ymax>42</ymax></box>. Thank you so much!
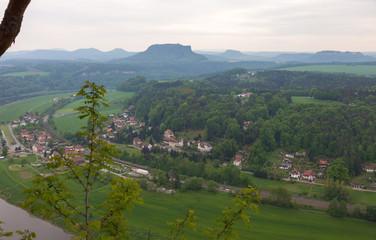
<box><xmin>75</xmin><ymin>145</ymin><xmax>84</xmax><ymax>152</ymax></box>
<box><xmin>65</xmin><ymin>150</ymin><xmax>78</xmax><ymax>157</ymax></box>
<box><xmin>38</xmin><ymin>134</ymin><xmax>51</xmax><ymax>142</ymax></box>
<box><xmin>302</xmin><ymin>171</ymin><xmax>315</xmax><ymax>181</ymax></box>
<box><xmin>289</xmin><ymin>169</ymin><xmax>301</xmax><ymax>179</ymax></box>
<box><xmin>164</xmin><ymin>129</ymin><xmax>175</xmax><ymax>139</ymax></box>
<box><xmin>71</xmin><ymin>156</ymin><xmax>85</xmax><ymax>165</ymax></box>
<box><xmin>26</xmin><ymin>135</ymin><xmax>34</xmax><ymax>141</ymax></box>
<box><xmin>114</xmin><ymin>121</ymin><xmax>125</xmax><ymax>128</ymax></box>
<box><xmin>233</xmin><ymin>155</ymin><xmax>243</xmax><ymax>167</ymax></box>
<box><xmin>21</xmin><ymin>130</ymin><xmax>29</xmax><ymax>137</ymax></box>
<box><xmin>32</xmin><ymin>145</ymin><xmax>42</xmax><ymax>153</ymax></box>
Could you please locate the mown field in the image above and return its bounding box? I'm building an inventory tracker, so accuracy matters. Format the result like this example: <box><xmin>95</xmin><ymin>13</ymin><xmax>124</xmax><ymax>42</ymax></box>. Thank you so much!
<box><xmin>281</xmin><ymin>65</ymin><xmax>376</xmax><ymax>76</ymax></box>
<box><xmin>53</xmin><ymin>91</ymin><xmax>134</xmax><ymax>134</ymax></box>
<box><xmin>128</xmin><ymin>190</ymin><xmax>376</xmax><ymax>240</ymax></box>
<box><xmin>291</xmin><ymin>96</ymin><xmax>342</xmax><ymax>105</ymax></box>
<box><xmin>1</xmin><ymin>155</ymin><xmax>376</xmax><ymax>240</ymax></box>
<box><xmin>0</xmin><ymin>92</ymin><xmax>75</xmax><ymax>123</ymax></box>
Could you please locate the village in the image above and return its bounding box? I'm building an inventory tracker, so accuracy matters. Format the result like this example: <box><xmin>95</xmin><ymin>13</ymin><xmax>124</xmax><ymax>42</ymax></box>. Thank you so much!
<box><xmin>2</xmin><ymin>101</ymin><xmax>376</xmax><ymax>192</ymax></box>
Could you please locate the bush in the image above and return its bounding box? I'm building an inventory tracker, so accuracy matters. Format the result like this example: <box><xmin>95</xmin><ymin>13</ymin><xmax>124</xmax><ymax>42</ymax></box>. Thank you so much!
<box><xmin>268</xmin><ymin>186</ymin><xmax>292</xmax><ymax>208</ymax></box>
<box><xmin>328</xmin><ymin>198</ymin><xmax>347</xmax><ymax>218</ymax></box>
<box><xmin>207</xmin><ymin>180</ymin><xmax>219</xmax><ymax>193</ymax></box>
<box><xmin>366</xmin><ymin>206</ymin><xmax>376</xmax><ymax>222</ymax></box>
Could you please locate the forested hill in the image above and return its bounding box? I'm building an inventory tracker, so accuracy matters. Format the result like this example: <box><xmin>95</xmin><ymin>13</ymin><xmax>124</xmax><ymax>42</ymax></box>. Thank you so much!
<box><xmin>126</xmin><ymin>69</ymin><xmax>376</xmax><ymax>178</ymax></box>
<box><xmin>252</xmin><ymin>70</ymin><xmax>376</xmax><ymax>90</ymax></box>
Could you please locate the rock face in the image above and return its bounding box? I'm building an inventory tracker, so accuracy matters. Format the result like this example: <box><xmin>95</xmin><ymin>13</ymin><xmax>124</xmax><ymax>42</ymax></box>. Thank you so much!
<box><xmin>122</xmin><ymin>43</ymin><xmax>207</xmax><ymax>63</ymax></box>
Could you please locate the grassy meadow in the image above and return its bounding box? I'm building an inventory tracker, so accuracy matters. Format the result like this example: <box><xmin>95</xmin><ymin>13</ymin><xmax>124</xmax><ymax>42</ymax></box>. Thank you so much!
<box><xmin>1</xmin><ymin>154</ymin><xmax>376</xmax><ymax>240</ymax></box>
<box><xmin>281</xmin><ymin>65</ymin><xmax>376</xmax><ymax>76</ymax></box>
<box><xmin>53</xmin><ymin>91</ymin><xmax>133</xmax><ymax>134</ymax></box>
<box><xmin>0</xmin><ymin>92</ymin><xmax>75</xmax><ymax>123</ymax></box>
<box><xmin>291</xmin><ymin>96</ymin><xmax>342</xmax><ymax>105</ymax></box>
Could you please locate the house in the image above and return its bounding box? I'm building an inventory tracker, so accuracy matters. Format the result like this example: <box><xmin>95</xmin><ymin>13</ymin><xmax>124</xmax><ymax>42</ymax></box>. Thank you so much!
<box><xmin>295</xmin><ymin>152</ymin><xmax>306</xmax><ymax>157</ymax></box>
<box><xmin>319</xmin><ymin>160</ymin><xmax>329</xmax><ymax>168</ymax></box>
<box><xmin>26</xmin><ymin>135</ymin><xmax>34</xmax><ymax>141</ymax></box>
<box><xmin>71</xmin><ymin>156</ymin><xmax>85</xmax><ymax>165</ymax></box>
<box><xmin>364</xmin><ymin>165</ymin><xmax>375</xmax><ymax>173</ymax></box>
<box><xmin>289</xmin><ymin>169</ymin><xmax>301</xmax><ymax>179</ymax></box>
<box><xmin>38</xmin><ymin>133</ymin><xmax>51</xmax><ymax>142</ymax></box>
<box><xmin>64</xmin><ymin>145</ymin><xmax>75</xmax><ymax>151</ymax></box>
<box><xmin>233</xmin><ymin>155</ymin><xmax>243</xmax><ymax>167</ymax></box>
<box><xmin>32</xmin><ymin>145</ymin><xmax>42</xmax><ymax>153</ymax></box>
<box><xmin>237</xmin><ymin>92</ymin><xmax>252</xmax><ymax>98</ymax></box>
<box><xmin>21</xmin><ymin>130</ymin><xmax>28</xmax><ymax>138</ymax></box>
<box><xmin>65</xmin><ymin>150</ymin><xmax>78</xmax><ymax>157</ymax></box>
<box><xmin>352</xmin><ymin>184</ymin><xmax>365</xmax><ymax>189</ymax></box>
<box><xmin>75</xmin><ymin>145</ymin><xmax>84</xmax><ymax>152</ymax></box>
<box><xmin>164</xmin><ymin>129</ymin><xmax>175</xmax><ymax>139</ymax></box>
<box><xmin>198</xmin><ymin>142</ymin><xmax>213</xmax><ymax>153</ymax></box>
<box><xmin>13</xmin><ymin>119</ymin><xmax>21</xmax><ymax>124</ymax></box>
<box><xmin>283</xmin><ymin>158</ymin><xmax>293</xmax><ymax>164</ymax></box>
<box><xmin>285</xmin><ymin>154</ymin><xmax>294</xmax><ymax>159</ymax></box>
<box><xmin>243</xmin><ymin>121</ymin><xmax>251</xmax><ymax>130</ymax></box>
<box><xmin>133</xmin><ymin>138</ymin><xmax>142</xmax><ymax>146</ymax></box>
<box><xmin>129</xmin><ymin>120</ymin><xmax>138</xmax><ymax>126</ymax></box>
<box><xmin>53</xmin><ymin>97</ymin><xmax>59</xmax><ymax>102</ymax></box>
<box><xmin>108</xmin><ymin>132</ymin><xmax>115</xmax><ymax>139</ymax></box>
<box><xmin>114</xmin><ymin>121</ymin><xmax>125</xmax><ymax>128</ymax></box>
<box><xmin>279</xmin><ymin>163</ymin><xmax>292</xmax><ymax>170</ymax></box>
<box><xmin>163</xmin><ymin>137</ymin><xmax>179</xmax><ymax>148</ymax></box>
<box><xmin>179</xmin><ymin>139</ymin><xmax>185</xmax><ymax>147</ymax></box>
<box><xmin>302</xmin><ymin>171</ymin><xmax>315</xmax><ymax>181</ymax></box>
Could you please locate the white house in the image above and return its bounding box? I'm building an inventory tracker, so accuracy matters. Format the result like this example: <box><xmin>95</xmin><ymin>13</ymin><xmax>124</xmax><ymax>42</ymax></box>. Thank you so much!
<box><xmin>302</xmin><ymin>171</ymin><xmax>315</xmax><ymax>181</ymax></box>
<box><xmin>364</xmin><ymin>165</ymin><xmax>375</xmax><ymax>173</ymax></box>
<box><xmin>289</xmin><ymin>169</ymin><xmax>301</xmax><ymax>179</ymax></box>
<box><xmin>198</xmin><ymin>142</ymin><xmax>213</xmax><ymax>153</ymax></box>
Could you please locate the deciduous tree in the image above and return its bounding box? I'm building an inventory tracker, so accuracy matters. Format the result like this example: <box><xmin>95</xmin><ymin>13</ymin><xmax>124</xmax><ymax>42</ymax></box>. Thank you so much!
<box><xmin>23</xmin><ymin>82</ymin><xmax>143</xmax><ymax>239</ymax></box>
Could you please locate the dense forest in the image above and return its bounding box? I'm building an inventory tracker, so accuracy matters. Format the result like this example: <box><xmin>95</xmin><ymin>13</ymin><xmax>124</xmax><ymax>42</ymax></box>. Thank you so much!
<box><xmin>123</xmin><ymin>69</ymin><xmax>376</xmax><ymax>179</ymax></box>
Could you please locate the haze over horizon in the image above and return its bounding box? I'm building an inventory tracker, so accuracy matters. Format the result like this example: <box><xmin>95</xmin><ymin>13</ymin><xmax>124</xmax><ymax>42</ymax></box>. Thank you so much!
<box><xmin>1</xmin><ymin>0</ymin><xmax>376</xmax><ymax>52</ymax></box>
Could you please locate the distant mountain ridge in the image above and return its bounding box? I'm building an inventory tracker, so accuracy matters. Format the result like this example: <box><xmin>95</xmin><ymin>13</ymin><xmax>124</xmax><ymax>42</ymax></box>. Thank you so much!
<box><xmin>1</xmin><ymin>48</ymin><xmax>136</xmax><ymax>61</ymax></box>
<box><xmin>1</xmin><ymin>45</ymin><xmax>375</xmax><ymax>63</ymax></box>
<box><xmin>118</xmin><ymin>44</ymin><xmax>207</xmax><ymax>63</ymax></box>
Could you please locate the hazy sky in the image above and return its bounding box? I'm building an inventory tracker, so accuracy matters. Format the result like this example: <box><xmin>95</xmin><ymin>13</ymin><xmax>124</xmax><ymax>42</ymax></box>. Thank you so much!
<box><xmin>2</xmin><ymin>0</ymin><xmax>376</xmax><ymax>52</ymax></box>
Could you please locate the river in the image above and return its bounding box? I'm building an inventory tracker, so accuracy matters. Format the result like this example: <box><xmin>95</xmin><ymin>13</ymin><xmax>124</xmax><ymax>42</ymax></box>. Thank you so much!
<box><xmin>0</xmin><ymin>198</ymin><xmax>72</xmax><ymax>240</ymax></box>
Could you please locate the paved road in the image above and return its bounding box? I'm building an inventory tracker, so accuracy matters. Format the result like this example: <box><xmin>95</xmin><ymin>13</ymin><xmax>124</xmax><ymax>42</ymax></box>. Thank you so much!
<box><xmin>1</xmin><ymin>129</ymin><xmax>10</xmax><ymax>148</ymax></box>
<box><xmin>6</xmin><ymin>123</ymin><xmax>25</xmax><ymax>151</ymax></box>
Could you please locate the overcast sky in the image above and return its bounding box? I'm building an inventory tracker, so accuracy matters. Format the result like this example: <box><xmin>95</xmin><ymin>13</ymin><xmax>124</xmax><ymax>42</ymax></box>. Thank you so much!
<box><xmin>2</xmin><ymin>0</ymin><xmax>376</xmax><ymax>52</ymax></box>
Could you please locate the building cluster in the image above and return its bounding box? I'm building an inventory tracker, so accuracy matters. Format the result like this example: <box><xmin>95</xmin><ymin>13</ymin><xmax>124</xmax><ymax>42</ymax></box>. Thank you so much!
<box><xmin>104</xmin><ymin>108</ymin><xmax>145</xmax><ymax>139</ymax></box>
<box><xmin>12</xmin><ymin>112</ymin><xmax>40</xmax><ymax>127</ymax></box>
<box><xmin>276</xmin><ymin>152</ymin><xmax>323</xmax><ymax>182</ymax></box>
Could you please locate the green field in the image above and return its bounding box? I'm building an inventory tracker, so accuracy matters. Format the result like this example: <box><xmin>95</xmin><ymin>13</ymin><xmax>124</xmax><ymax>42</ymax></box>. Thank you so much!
<box><xmin>0</xmin><ymin>92</ymin><xmax>75</xmax><ymax>123</ymax></box>
<box><xmin>1</xmin><ymin>155</ymin><xmax>376</xmax><ymax>240</ymax></box>
<box><xmin>127</xmin><ymin>190</ymin><xmax>376</xmax><ymax>240</ymax></box>
<box><xmin>3</xmin><ymin>71</ymin><xmax>49</xmax><ymax>77</ymax></box>
<box><xmin>292</xmin><ymin>96</ymin><xmax>342</xmax><ymax>105</ymax></box>
<box><xmin>281</xmin><ymin>65</ymin><xmax>376</xmax><ymax>76</ymax></box>
<box><xmin>53</xmin><ymin>91</ymin><xmax>134</xmax><ymax>134</ymax></box>
<box><xmin>0</xmin><ymin>155</ymin><xmax>37</xmax><ymax>205</ymax></box>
